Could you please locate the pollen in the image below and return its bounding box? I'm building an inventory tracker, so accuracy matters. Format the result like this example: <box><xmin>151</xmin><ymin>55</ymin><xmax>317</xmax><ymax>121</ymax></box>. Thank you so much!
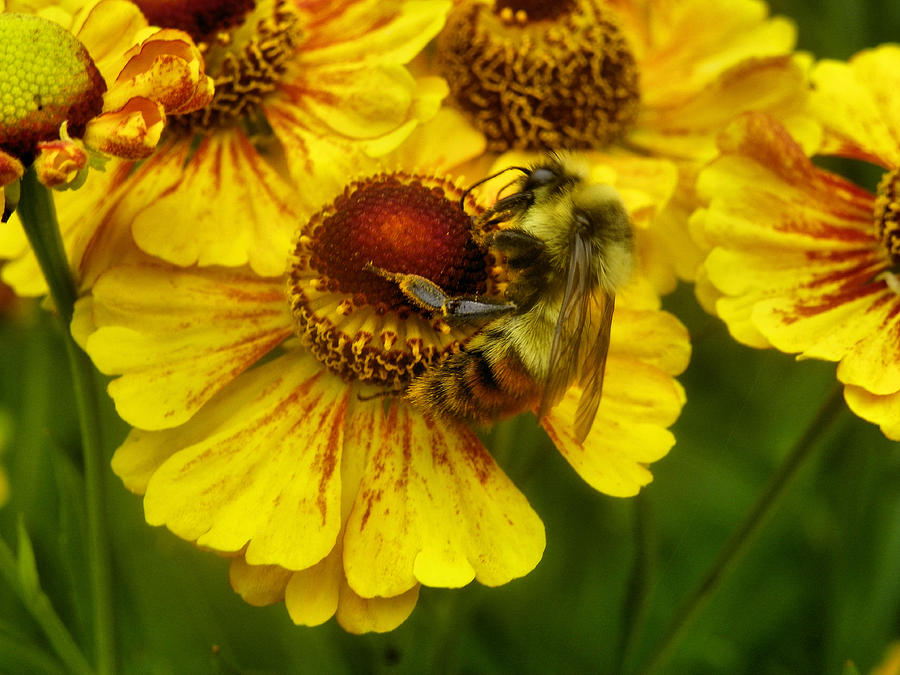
<box><xmin>436</xmin><ymin>0</ymin><xmax>640</xmax><ymax>152</ymax></box>
<box><xmin>165</xmin><ymin>0</ymin><xmax>301</xmax><ymax>133</ymax></box>
<box><xmin>287</xmin><ymin>172</ymin><xmax>492</xmax><ymax>388</ymax></box>
<box><xmin>874</xmin><ymin>167</ymin><xmax>900</xmax><ymax>265</ymax></box>
<box><xmin>0</xmin><ymin>13</ymin><xmax>106</xmax><ymax>163</ymax></box>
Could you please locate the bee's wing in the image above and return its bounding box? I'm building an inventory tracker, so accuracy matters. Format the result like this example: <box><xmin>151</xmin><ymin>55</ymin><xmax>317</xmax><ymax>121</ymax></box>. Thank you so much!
<box><xmin>537</xmin><ymin>231</ymin><xmax>593</xmax><ymax>425</ymax></box>
<box><xmin>573</xmin><ymin>289</ymin><xmax>614</xmax><ymax>443</ymax></box>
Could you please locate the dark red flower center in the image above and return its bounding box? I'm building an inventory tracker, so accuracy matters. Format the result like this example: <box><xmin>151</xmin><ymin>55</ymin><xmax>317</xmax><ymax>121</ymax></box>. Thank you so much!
<box><xmin>287</xmin><ymin>172</ymin><xmax>493</xmax><ymax>388</ymax></box>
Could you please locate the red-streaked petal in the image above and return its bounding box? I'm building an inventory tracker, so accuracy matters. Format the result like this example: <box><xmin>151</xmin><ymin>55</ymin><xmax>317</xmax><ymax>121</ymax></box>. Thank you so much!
<box><xmin>811</xmin><ymin>46</ymin><xmax>900</xmax><ymax>167</ymax></box>
<box><xmin>542</xmin><ymin>307</ymin><xmax>689</xmax><ymax>497</ymax></box>
<box><xmin>83</xmin><ymin>264</ymin><xmax>292</xmax><ymax>430</ymax></box>
<box><xmin>140</xmin><ymin>350</ymin><xmax>347</xmax><ymax>570</ymax></box>
<box><xmin>342</xmin><ymin>403</ymin><xmax>545</xmax><ymax>598</ymax></box>
<box><xmin>83</xmin><ymin>97</ymin><xmax>165</xmax><ymax>159</ymax></box>
<box><xmin>297</xmin><ymin>0</ymin><xmax>449</xmax><ymax>66</ymax></box>
<box><xmin>123</xmin><ymin>132</ymin><xmax>301</xmax><ymax>276</ymax></box>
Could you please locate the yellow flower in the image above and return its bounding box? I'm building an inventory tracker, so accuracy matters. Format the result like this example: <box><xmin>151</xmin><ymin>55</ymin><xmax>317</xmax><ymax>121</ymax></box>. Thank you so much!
<box><xmin>0</xmin><ymin>0</ymin><xmax>213</xmax><ymax>187</ymax></box>
<box><xmin>0</xmin><ymin>0</ymin><xmax>452</xmax><ymax>295</ymax></box>
<box><xmin>695</xmin><ymin>47</ymin><xmax>900</xmax><ymax>440</ymax></box>
<box><xmin>73</xmin><ymin>119</ymin><xmax>689</xmax><ymax>631</ymax></box>
<box><xmin>430</xmin><ymin>0</ymin><xmax>815</xmax><ymax>293</ymax></box>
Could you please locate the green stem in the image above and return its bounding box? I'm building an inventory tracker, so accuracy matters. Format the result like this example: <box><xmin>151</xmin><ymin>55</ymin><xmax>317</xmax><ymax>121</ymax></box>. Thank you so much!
<box><xmin>634</xmin><ymin>385</ymin><xmax>846</xmax><ymax>675</ymax></box>
<box><xmin>16</xmin><ymin>170</ymin><xmax>77</xmax><ymax>324</ymax></box>
<box><xmin>17</xmin><ymin>168</ymin><xmax>116</xmax><ymax>675</ymax></box>
<box><xmin>617</xmin><ymin>494</ymin><xmax>655</xmax><ymax>675</ymax></box>
<box><xmin>0</xmin><ymin>535</ymin><xmax>94</xmax><ymax>675</ymax></box>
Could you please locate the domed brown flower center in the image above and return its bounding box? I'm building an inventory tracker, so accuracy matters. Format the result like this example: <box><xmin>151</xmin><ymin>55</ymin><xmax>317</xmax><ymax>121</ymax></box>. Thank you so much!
<box><xmin>436</xmin><ymin>0</ymin><xmax>640</xmax><ymax>152</ymax></box>
<box><xmin>288</xmin><ymin>173</ymin><xmax>493</xmax><ymax>388</ymax></box>
<box><xmin>0</xmin><ymin>14</ymin><xmax>106</xmax><ymax>163</ymax></box>
<box><xmin>163</xmin><ymin>0</ymin><xmax>301</xmax><ymax>133</ymax></box>
<box><xmin>132</xmin><ymin>0</ymin><xmax>256</xmax><ymax>41</ymax></box>
<box><xmin>875</xmin><ymin>167</ymin><xmax>900</xmax><ymax>266</ymax></box>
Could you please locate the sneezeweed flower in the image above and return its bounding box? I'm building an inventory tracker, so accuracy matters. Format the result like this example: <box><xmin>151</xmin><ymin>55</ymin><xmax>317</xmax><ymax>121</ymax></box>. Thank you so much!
<box><xmin>0</xmin><ymin>0</ymin><xmax>213</xmax><ymax>203</ymax></box>
<box><xmin>695</xmin><ymin>48</ymin><xmax>900</xmax><ymax>440</ymax></box>
<box><xmin>0</xmin><ymin>0</ymin><xmax>453</xmax><ymax>296</ymax></box>
<box><xmin>430</xmin><ymin>0</ymin><xmax>816</xmax><ymax>292</ymax></box>
<box><xmin>72</xmin><ymin>125</ymin><xmax>689</xmax><ymax>631</ymax></box>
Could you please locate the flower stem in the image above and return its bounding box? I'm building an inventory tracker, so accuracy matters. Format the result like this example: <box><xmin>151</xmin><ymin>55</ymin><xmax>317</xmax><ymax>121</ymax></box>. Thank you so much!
<box><xmin>634</xmin><ymin>385</ymin><xmax>846</xmax><ymax>675</ymax></box>
<box><xmin>617</xmin><ymin>494</ymin><xmax>655</xmax><ymax>675</ymax></box>
<box><xmin>17</xmin><ymin>168</ymin><xmax>116</xmax><ymax>675</ymax></box>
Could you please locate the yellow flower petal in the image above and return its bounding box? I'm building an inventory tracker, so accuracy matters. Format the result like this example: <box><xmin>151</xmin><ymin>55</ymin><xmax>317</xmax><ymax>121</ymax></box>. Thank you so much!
<box><xmin>71</xmin><ymin>0</ymin><xmax>149</xmax><ymax>84</ymax></box>
<box><xmin>105</xmin><ymin>29</ymin><xmax>214</xmax><ymax>115</ymax></box>
<box><xmin>360</xmin><ymin>75</ymin><xmax>449</xmax><ymax>157</ymax></box>
<box><xmin>141</xmin><ymin>350</ymin><xmax>347</xmax><ymax>570</ymax></box>
<box><xmin>753</xmin><ymin>268</ymin><xmax>891</xmax><ymax>366</ymax></box>
<box><xmin>125</xmin><ymin>132</ymin><xmax>301</xmax><ymax>276</ymax></box>
<box><xmin>844</xmin><ymin>385</ymin><xmax>900</xmax><ymax>441</ymax></box>
<box><xmin>343</xmin><ymin>404</ymin><xmax>545</xmax><ymax>598</ymax></box>
<box><xmin>292</xmin><ymin>63</ymin><xmax>418</xmax><ymax>140</ymax></box>
<box><xmin>632</xmin><ymin>55</ymin><xmax>817</xmax><ymax>163</ymax></box>
<box><xmin>833</xmin><ymin>304</ymin><xmax>900</xmax><ymax>395</ymax></box>
<box><xmin>387</xmin><ymin>107</ymin><xmax>486</xmax><ymax>174</ymax></box>
<box><xmin>84</xmin><ymin>264</ymin><xmax>292</xmax><ymax>430</ymax></box>
<box><xmin>336</xmin><ymin>583</ymin><xmax>420</xmax><ymax>635</ymax></box>
<box><xmin>542</xmin><ymin>308</ymin><xmax>689</xmax><ymax>497</ymax></box>
<box><xmin>587</xmin><ymin>153</ymin><xmax>678</xmax><ymax>231</ymax></box>
<box><xmin>638</xmin><ymin>182</ymin><xmax>706</xmax><ymax>292</ymax></box>
<box><xmin>811</xmin><ymin>45</ymin><xmax>900</xmax><ymax>167</ymax></box>
<box><xmin>697</xmin><ymin>113</ymin><xmax>882</xmax><ymax>349</ymax></box>
<box><xmin>83</xmin><ymin>96</ymin><xmax>164</xmax><ymax>159</ymax></box>
<box><xmin>284</xmin><ymin>547</ymin><xmax>343</xmax><ymax>626</ymax></box>
<box><xmin>298</xmin><ymin>0</ymin><xmax>449</xmax><ymax>66</ymax></box>
<box><xmin>635</xmin><ymin>0</ymin><xmax>796</xmax><ymax>108</ymax></box>
<box><xmin>229</xmin><ymin>557</ymin><xmax>291</xmax><ymax>606</ymax></box>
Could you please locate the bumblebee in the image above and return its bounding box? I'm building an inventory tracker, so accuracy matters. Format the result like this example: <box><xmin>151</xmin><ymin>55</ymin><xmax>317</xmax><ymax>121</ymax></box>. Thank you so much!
<box><xmin>369</xmin><ymin>154</ymin><xmax>633</xmax><ymax>442</ymax></box>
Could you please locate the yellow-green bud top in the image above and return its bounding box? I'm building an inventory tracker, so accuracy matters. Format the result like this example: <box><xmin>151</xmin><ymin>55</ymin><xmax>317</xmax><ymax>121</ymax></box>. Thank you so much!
<box><xmin>0</xmin><ymin>13</ymin><xmax>106</xmax><ymax>163</ymax></box>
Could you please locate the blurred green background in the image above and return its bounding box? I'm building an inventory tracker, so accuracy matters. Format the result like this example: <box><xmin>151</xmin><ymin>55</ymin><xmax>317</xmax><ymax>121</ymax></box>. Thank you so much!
<box><xmin>2</xmin><ymin>2</ymin><xmax>900</xmax><ymax>674</ymax></box>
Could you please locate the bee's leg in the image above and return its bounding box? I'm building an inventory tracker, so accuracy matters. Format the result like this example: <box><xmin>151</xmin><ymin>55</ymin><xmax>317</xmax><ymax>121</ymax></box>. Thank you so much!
<box><xmin>365</xmin><ymin>262</ymin><xmax>517</xmax><ymax>322</ymax></box>
<box><xmin>488</xmin><ymin>229</ymin><xmax>547</xmax><ymax>269</ymax></box>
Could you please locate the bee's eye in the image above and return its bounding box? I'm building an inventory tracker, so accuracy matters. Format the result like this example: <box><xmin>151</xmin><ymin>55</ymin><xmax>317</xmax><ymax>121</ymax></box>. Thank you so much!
<box><xmin>524</xmin><ymin>166</ymin><xmax>558</xmax><ymax>191</ymax></box>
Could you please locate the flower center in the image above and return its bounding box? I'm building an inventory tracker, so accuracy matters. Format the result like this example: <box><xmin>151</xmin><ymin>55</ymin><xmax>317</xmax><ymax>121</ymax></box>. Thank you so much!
<box><xmin>163</xmin><ymin>0</ymin><xmax>301</xmax><ymax>134</ymax></box>
<box><xmin>875</xmin><ymin>167</ymin><xmax>900</xmax><ymax>266</ymax></box>
<box><xmin>287</xmin><ymin>173</ymin><xmax>493</xmax><ymax>389</ymax></box>
<box><xmin>0</xmin><ymin>14</ymin><xmax>106</xmax><ymax>163</ymax></box>
<box><xmin>436</xmin><ymin>0</ymin><xmax>640</xmax><ymax>152</ymax></box>
<box><xmin>132</xmin><ymin>0</ymin><xmax>256</xmax><ymax>41</ymax></box>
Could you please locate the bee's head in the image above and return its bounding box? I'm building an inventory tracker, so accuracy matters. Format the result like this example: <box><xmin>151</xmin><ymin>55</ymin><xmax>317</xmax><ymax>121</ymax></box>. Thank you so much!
<box><xmin>475</xmin><ymin>154</ymin><xmax>579</xmax><ymax>226</ymax></box>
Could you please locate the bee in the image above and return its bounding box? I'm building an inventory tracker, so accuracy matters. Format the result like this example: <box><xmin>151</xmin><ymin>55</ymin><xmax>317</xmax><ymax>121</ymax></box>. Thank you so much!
<box><xmin>367</xmin><ymin>154</ymin><xmax>633</xmax><ymax>442</ymax></box>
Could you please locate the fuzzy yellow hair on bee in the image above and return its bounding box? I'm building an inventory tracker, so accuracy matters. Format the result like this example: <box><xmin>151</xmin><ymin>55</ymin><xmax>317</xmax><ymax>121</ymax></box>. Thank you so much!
<box><xmin>368</xmin><ymin>153</ymin><xmax>633</xmax><ymax>442</ymax></box>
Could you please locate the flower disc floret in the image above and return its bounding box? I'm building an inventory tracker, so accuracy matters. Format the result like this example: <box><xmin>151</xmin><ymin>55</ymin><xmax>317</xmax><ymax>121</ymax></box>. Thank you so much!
<box><xmin>0</xmin><ymin>13</ymin><xmax>105</xmax><ymax>162</ymax></box>
<box><xmin>167</xmin><ymin>0</ymin><xmax>301</xmax><ymax>132</ymax></box>
<box><xmin>875</xmin><ymin>168</ymin><xmax>900</xmax><ymax>265</ymax></box>
<box><xmin>288</xmin><ymin>173</ymin><xmax>491</xmax><ymax>389</ymax></box>
<box><xmin>436</xmin><ymin>0</ymin><xmax>639</xmax><ymax>152</ymax></box>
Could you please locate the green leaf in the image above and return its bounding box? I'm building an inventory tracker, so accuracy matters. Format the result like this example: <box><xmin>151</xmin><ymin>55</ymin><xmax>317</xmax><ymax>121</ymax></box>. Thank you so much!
<box><xmin>16</xmin><ymin>517</ymin><xmax>40</xmax><ymax>603</ymax></box>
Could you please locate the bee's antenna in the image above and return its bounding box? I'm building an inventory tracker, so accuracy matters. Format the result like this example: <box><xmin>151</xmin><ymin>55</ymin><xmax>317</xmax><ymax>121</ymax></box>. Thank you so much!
<box><xmin>459</xmin><ymin>166</ymin><xmax>529</xmax><ymax>213</ymax></box>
